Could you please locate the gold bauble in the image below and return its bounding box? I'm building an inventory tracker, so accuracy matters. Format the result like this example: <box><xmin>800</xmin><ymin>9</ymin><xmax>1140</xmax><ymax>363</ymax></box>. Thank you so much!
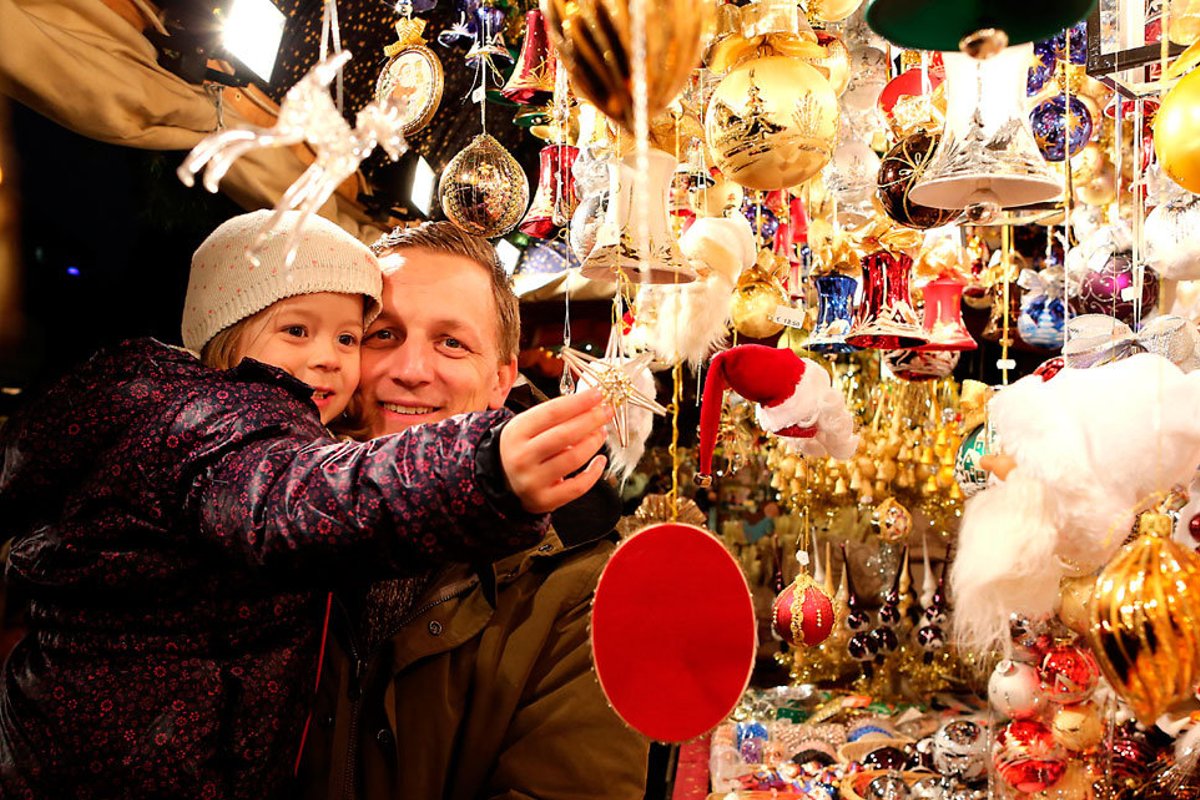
<box><xmin>806</xmin><ymin>32</ymin><xmax>850</xmax><ymax>97</ymax></box>
<box><xmin>1075</xmin><ymin>164</ymin><xmax>1117</xmax><ymax>207</ymax></box>
<box><xmin>698</xmin><ymin>170</ymin><xmax>745</xmax><ymax>217</ymax></box>
<box><xmin>809</xmin><ymin>0</ymin><xmax>862</xmax><ymax>23</ymax></box>
<box><xmin>438</xmin><ymin>134</ymin><xmax>530</xmax><ymax>238</ymax></box>
<box><xmin>1154</xmin><ymin>66</ymin><xmax>1200</xmax><ymax>194</ymax></box>
<box><xmin>1058</xmin><ymin>573</ymin><xmax>1095</xmax><ymax>636</ymax></box>
<box><xmin>1088</xmin><ymin>512</ymin><xmax>1200</xmax><ymax>726</ymax></box>
<box><xmin>705</xmin><ymin>55</ymin><xmax>838</xmax><ymax>191</ymax></box>
<box><xmin>1066</xmin><ymin>142</ymin><xmax>1104</xmax><ymax>185</ymax></box>
<box><xmin>540</xmin><ymin>0</ymin><xmax>714</xmax><ymax>132</ymax></box>
<box><xmin>1169</xmin><ymin>0</ymin><xmax>1200</xmax><ymax>45</ymax></box>
<box><xmin>1051</xmin><ymin>702</ymin><xmax>1104</xmax><ymax>752</ymax></box>
<box><xmin>731</xmin><ymin>274</ymin><xmax>787</xmax><ymax>339</ymax></box>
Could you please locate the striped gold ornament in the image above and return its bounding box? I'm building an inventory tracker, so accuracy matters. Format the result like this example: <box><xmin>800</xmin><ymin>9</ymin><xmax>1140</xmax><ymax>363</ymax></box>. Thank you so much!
<box><xmin>1087</xmin><ymin>512</ymin><xmax>1200</xmax><ymax>726</ymax></box>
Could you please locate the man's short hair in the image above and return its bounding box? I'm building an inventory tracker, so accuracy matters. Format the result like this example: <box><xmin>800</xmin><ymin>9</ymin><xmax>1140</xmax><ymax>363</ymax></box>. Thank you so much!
<box><xmin>371</xmin><ymin>222</ymin><xmax>520</xmax><ymax>363</ymax></box>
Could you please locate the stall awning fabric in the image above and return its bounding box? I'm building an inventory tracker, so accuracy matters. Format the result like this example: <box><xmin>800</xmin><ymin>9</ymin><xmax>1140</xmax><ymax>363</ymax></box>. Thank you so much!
<box><xmin>0</xmin><ymin>0</ymin><xmax>384</xmax><ymax>242</ymax></box>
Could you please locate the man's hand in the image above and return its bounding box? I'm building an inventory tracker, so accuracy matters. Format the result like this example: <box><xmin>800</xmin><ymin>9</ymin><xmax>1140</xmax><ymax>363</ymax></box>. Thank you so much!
<box><xmin>500</xmin><ymin>389</ymin><xmax>611</xmax><ymax>514</ymax></box>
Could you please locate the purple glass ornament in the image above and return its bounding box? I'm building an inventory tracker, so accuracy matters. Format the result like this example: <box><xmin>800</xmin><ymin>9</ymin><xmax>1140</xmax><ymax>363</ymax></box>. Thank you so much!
<box><xmin>1074</xmin><ymin>252</ymin><xmax>1160</xmax><ymax>325</ymax></box>
<box><xmin>917</xmin><ymin>625</ymin><xmax>945</xmax><ymax>651</ymax></box>
<box><xmin>869</xmin><ymin>626</ymin><xmax>900</xmax><ymax>654</ymax></box>
<box><xmin>742</xmin><ymin>196</ymin><xmax>779</xmax><ymax>245</ymax></box>
<box><xmin>849</xmin><ymin>631</ymin><xmax>878</xmax><ymax>661</ymax></box>
<box><xmin>1030</xmin><ymin>94</ymin><xmax>1093</xmax><ymax>162</ymax></box>
<box><xmin>1028</xmin><ymin>40</ymin><xmax>1057</xmax><ymax>95</ymax></box>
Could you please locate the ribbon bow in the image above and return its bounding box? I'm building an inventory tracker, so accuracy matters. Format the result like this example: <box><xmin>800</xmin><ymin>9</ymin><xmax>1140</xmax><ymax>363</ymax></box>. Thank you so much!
<box><xmin>1017</xmin><ymin>267</ymin><xmax>1066</xmax><ymax>301</ymax></box>
<box><xmin>1062</xmin><ymin>314</ymin><xmax>1200</xmax><ymax>372</ymax></box>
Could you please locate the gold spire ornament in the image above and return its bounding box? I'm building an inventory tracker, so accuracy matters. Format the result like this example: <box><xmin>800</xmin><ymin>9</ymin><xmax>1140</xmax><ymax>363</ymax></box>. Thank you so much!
<box><xmin>1088</xmin><ymin>510</ymin><xmax>1200</xmax><ymax>726</ymax></box>
<box><xmin>560</xmin><ymin>343</ymin><xmax>668</xmax><ymax>448</ymax></box>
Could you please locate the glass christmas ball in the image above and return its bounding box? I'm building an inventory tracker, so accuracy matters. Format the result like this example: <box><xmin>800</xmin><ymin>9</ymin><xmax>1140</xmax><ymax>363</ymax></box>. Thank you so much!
<box><xmin>911</xmin><ymin>776</ymin><xmax>948</xmax><ymax>800</ymax></box>
<box><xmin>988</xmin><ymin>659</ymin><xmax>1045</xmax><ymax>720</ymax></box>
<box><xmin>1073</xmin><ymin>252</ymin><xmax>1159</xmax><ymax>326</ymax></box>
<box><xmin>954</xmin><ymin>424</ymin><xmax>991</xmax><ymax>499</ymax></box>
<box><xmin>1030</xmin><ymin>94</ymin><xmax>1093</xmax><ymax>162</ymax></box>
<box><xmin>829</xmin><ymin>139</ymin><xmax>882</xmax><ymax>205</ymax></box>
<box><xmin>1038</xmin><ymin>645</ymin><xmax>1100</xmax><ymax>704</ymax></box>
<box><xmin>932</xmin><ymin>720</ymin><xmax>988</xmax><ymax>782</ymax></box>
<box><xmin>993</xmin><ymin>719</ymin><xmax>1067</xmax><ymax>794</ymax></box>
<box><xmin>866</xmin><ymin>773</ymin><xmax>912</xmax><ymax>800</ymax></box>
<box><xmin>1050</xmin><ymin>702</ymin><xmax>1104</xmax><ymax>751</ymax></box>
<box><xmin>868</xmin><ymin>625</ymin><xmax>900</xmax><ymax>654</ymax></box>
<box><xmin>917</xmin><ymin>624</ymin><xmax>946</xmax><ymax>652</ymax></box>
<box><xmin>877</xmin><ymin>132</ymin><xmax>960</xmax><ymax>229</ymax></box>
<box><xmin>862</xmin><ymin>747</ymin><xmax>911</xmax><ymax>771</ymax></box>
<box><xmin>439</xmin><ymin>133</ymin><xmax>530</xmax><ymax>238</ymax></box>
<box><xmin>705</xmin><ymin>56</ymin><xmax>839</xmax><ymax>190</ymax></box>
<box><xmin>883</xmin><ymin>349</ymin><xmax>959</xmax><ymax>381</ymax></box>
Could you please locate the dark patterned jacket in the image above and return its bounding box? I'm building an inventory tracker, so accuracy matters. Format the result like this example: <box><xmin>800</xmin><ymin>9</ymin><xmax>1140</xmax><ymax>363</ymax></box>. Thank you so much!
<box><xmin>0</xmin><ymin>338</ymin><xmax>545</xmax><ymax>799</ymax></box>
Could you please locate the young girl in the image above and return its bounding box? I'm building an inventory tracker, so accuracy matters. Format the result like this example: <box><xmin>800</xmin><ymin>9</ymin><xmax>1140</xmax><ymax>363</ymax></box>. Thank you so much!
<box><xmin>0</xmin><ymin>211</ymin><xmax>599</xmax><ymax>799</ymax></box>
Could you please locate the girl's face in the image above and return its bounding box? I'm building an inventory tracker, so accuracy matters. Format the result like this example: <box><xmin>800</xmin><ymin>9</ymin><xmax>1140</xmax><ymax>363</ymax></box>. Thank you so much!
<box><xmin>236</xmin><ymin>292</ymin><xmax>364</xmax><ymax>424</ymax></box>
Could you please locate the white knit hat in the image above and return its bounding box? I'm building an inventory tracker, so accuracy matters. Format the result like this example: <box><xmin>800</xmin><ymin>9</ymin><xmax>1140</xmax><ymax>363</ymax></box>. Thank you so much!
<box><xmin>182</xmin><ymin>210</ymin><xmax>383</xmax><ymax>353</ymax></box>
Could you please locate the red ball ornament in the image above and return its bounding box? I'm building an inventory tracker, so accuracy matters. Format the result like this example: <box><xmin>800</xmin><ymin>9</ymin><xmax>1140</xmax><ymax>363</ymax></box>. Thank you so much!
<box><xmin>1038</xmin><ymin>645</ymin><xmax>1100</xmax><ymax>704</ymax></box>
<box><xmin>1189</xmin><ymin>513</ymin><xmax>1200</xmax><ymax>543</ymax></box>
<box><xmin>1033</xmin><ymin>357</ymin><xmax>1065</xmax><ymax>381</ymax></box>
<box><xmin>772</xmin><ymin>573</ymin><xmax>835</xmax><ymax>647</ymax></box>
<box><xmin>993</xmin><ymin>719</ymin><xmax>1068</xmax><ymax>793</ymax></box>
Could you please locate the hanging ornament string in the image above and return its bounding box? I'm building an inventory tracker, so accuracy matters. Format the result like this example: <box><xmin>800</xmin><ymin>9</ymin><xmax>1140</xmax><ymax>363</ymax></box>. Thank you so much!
<box><xmin>319</xmin><ymin>0</ymin><xmax>345</xmax><ymax>113</ymax></box>
<box><xmin>1001</xmin><ymin>225</ymin><xmax>1012</xmax><ymax>385</ymax></box>
<box><xmin>630</xmin><ymin>0</ymin><xmax>652</xmax><ymax>295</ymax></box>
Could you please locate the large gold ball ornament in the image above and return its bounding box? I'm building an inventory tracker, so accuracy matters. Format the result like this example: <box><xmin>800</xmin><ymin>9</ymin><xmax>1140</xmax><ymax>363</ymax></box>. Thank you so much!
<box><xmin>540</xmin><ymin>0</ymin><xmax>714</xmax><ymax>132</ymax></box>
<box><xmin>1057</xmin><ymin>574</ymin><xmax>1095</xmax><ymax>636</ymax></box>
<box><xmin>439</xmin><ymin>133</ymin><xmax>530</xmax><ymax>238</ymax></box>
<box><xmin>731</xmin><ymin>274</ymin><xmax>787</xmax><ymax>339</ymax></box>
<box><xmin>1154</xmin><ymin>67</ymin><xmax>1200</xmax><ymax>194</ymax></box>
<box><xmin>705</xmin><ymin>56</ymin><xmax>839</xmax><ymax>191</ymax></box>
<box><xmin>1075</xmin><ymin>164</ymin><xmax>1117</xmax><ymax>207</ymax></box>
<box><xmin>1051</xmin><ymin>702</ymin><xmax>1104</xmax><ymax>752</ymax></box>
<box><xmin>1087</xmin><ymin>512</ymin><xmax>1200</xmax><ymax>726</ymax></box>
<box><xmin>809</xmin><ymin>0</ymin><xmax>862</xmax><ymax>23</ymax></box>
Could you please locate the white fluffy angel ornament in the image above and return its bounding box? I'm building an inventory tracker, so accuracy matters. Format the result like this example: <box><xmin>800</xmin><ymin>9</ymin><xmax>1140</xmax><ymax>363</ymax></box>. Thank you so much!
<box><xmin>178</xmin><ymin>51</ymin><xmax>409</xmax><ymax>267</ymax></box>
<box><xmin>951</xmin><ymin>354</ymin><xmax>1200</xmax><ymax>655</ymax></box>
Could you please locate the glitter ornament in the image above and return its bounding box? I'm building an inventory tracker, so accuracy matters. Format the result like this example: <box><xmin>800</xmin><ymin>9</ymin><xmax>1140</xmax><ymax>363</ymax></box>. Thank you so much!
<box><xmin>988</xmin><ymin>659</ymin><xmax>1045</xmax><ymax>720</ymax></box>
<box><xmin>439</xmin><ymin>133</ymin><xmax>530</xmax><ymax>238</ymax></box>
<box><xmin>911</xmin><ymin>777</ymin><xmax>948</xmax><ymax>800</ymax></box>
<box><xmin>993</xmin><ymin>719</ymin><xmax>1067</xmax><ymax>794</ymax></box>
<box><xmin>1029</xmin><ymin>94</ymin><xmax>1093</xmax><ymax>162</ymax></box>
<box><xmin>1050</xmin><ymin>702</ymin><xmax>1104</xmax><ymax>752</ymax></box>
<box><xmin>932</xmin><ymin>720</ymin><xmax>988</xmax><ymax>782</ymax></box>
<box><xmin>1038</xmin><ymin>645</ymin><xmax>1100</xmax><ymax>705</ymax></box>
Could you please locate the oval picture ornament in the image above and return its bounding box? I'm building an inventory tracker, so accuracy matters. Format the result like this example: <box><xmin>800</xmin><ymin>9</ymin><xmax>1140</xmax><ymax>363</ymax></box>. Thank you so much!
<box><xmin>590</xmin><ymin>522</ymin><xmax>757</xmax><ymax>742</ymax></box>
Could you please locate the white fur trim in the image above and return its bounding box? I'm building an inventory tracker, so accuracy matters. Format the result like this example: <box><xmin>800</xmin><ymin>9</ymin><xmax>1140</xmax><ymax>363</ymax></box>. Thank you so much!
<box><xmin>755</xmin><ymin>360</ymin><xmax>859</xmax><ymax>460</ymax></box>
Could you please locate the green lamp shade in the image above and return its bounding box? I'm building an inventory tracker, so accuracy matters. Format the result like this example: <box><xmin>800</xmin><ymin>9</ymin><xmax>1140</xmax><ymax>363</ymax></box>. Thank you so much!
<box><xmin>865</xmin><ymin>0</ymin><xmax>1097</xmax><ymax>51</ymax></box>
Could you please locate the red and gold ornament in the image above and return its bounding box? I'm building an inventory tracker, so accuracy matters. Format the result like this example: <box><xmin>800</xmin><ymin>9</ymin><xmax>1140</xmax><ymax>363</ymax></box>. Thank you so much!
<box><xmin>772</xmin><ymin>569</ymin><xmax>835</xmax><ymax>647</ymax></box>
<box><xmin>1038</xmin><ymin>644</ymin><xmax>1100</xmax><ymax>705</ymax></box>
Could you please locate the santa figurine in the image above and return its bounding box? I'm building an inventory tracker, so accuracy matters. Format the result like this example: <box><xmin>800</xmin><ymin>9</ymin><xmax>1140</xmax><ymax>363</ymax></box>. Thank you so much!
<box><xmin>951</xmin><ymin>353</ymin><xmax>1200</xmax><ymax>655</ymax></box>
<box><xmin>694</xmin><ymin>344</ymin><xmax>859</xmax><ymax>487</ymax></box>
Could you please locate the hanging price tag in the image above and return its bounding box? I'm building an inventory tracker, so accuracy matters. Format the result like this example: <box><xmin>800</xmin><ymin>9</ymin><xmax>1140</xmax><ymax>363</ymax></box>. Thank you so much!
<box><xmin>1120</xmin><ymin>286</ymin><xmax>1139</xmax><ymax>302</ymax></box>
<box><xmin>771</xmin><ymin>305</ymin><xmax>807</xmax><ymax>329</ymax></box>
<box><xmin>996</xmin><ymin>358</ymin><xmax>1017</xmax><ymax>370</ymax></box>
<box><xmin>472</xmin><ymin>86</ymin><xmax>486</xmax><ymax>104</ymax></box>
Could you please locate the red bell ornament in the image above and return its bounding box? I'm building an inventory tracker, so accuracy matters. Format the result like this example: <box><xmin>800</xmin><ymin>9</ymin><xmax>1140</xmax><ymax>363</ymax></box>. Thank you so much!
<box><xmin>846</xmin><ymin>250</ymin><xmax>927</xmax><ymax>350</ymax></box>
<box><xmin>917</xmin><ymin>275</ymin><xmax>977</xmax><ymax>351</ymax></box>
<box><xmin>519</xmin><ymin>144</ymin><xmax>579</xmax><ymax>238</ymax></box>
<box><xmin>501</xmin><ymin>9</ymin><xmax>557</xmax><ymax>106</ymax></box>
<box><xmin>772</xmin><ymin>571</ymin><xmax>835</xmax><ymax>647</ymax></box>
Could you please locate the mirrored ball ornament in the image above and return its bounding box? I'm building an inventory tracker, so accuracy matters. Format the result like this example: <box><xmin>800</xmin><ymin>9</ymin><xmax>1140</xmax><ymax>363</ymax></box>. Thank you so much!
<box><xmin>867</xmin><ymin>773</ymin><xmax>912</xmax><ymax>800</ymax></box>
<box><xmin>932</xmin><ymin>720</ymin><xmax>988</xmax><ymax>782</ymax></box>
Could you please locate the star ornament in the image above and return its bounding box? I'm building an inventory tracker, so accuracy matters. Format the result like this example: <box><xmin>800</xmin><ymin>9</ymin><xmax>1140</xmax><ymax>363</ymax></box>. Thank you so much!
<box><xmin>559</xmin><ymin>346</ymin><xmax>667</xmax><ymax>448</ymax></box>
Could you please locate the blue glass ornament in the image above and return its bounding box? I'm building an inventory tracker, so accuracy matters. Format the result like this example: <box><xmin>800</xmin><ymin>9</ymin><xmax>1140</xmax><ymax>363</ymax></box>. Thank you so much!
<box><xmin>518</xmin><ymin>239</ymin><xmax>580</xmax><ymax>276</ymax></box>
<box><xmin>1030</xmin><ymin>94</ymin><xmax>1093</xmax><ymax>162</ymax></box>
<box><xmin>807</xmin><ymin>274</ymin><xmax>860</xmax><ymax>355</ymax></box>
<box><xmin>1028</xmin><ymin>40</ymin><xmax>1057</xmax><ymax>95</ymax></box>
<box><xmin>736</xmin><ymin>720</ymin><xmax>769</xmax><ymax>762</ymax></box>
<box><xmin>1017</xmin><ymin>295</ymin><xmax>1067</xmax><ymax>349</ymax></box>
<box><xmin>741</xmin><ymin>196</ymin><xmax>779</xmax><ymax>245</ymax></box>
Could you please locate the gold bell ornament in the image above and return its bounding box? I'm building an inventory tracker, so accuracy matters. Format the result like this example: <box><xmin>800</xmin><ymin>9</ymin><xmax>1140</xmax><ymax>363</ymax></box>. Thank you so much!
<box><xmin>1088</xmin><ymin>511</ymin><xmax>1200</xmax><ymax>726</ymax></box>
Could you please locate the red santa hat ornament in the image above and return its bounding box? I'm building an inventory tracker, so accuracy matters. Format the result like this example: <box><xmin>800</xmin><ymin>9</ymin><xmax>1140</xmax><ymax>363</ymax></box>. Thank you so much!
<box><xmin>695</xmin><ymin>344</ymin><xmax>859</xmax><ymax>486</ymax></box>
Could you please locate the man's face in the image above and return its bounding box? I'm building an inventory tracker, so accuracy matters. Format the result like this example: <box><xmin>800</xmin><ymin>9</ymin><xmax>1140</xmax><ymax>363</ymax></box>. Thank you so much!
<box><xmin>359</xmin><ymin>248</ymin><xmax>517</xmax><ymax>437</ymax></box>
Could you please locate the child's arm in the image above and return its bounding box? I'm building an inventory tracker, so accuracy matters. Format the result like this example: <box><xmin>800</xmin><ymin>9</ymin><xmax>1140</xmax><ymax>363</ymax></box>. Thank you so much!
<box><xmin>177</xmin><ymin>402</ymin><xmax>543</xmax><ymax>575</ymax></box>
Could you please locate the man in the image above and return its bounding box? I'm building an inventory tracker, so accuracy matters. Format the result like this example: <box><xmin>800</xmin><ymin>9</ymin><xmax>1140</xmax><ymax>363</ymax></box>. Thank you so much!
<box><xmin>301</xmin><ymin>222</ymin><xmax>650</xmax><ymax>799</ymax></box>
